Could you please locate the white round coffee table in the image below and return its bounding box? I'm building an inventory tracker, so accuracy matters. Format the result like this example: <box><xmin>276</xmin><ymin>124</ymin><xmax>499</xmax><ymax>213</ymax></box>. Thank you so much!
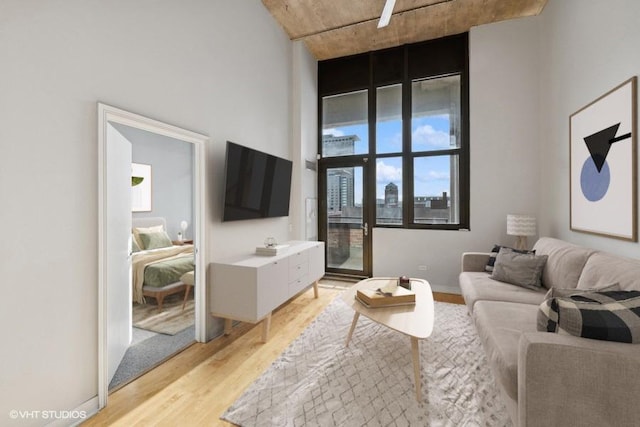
<box><xmin>341</xmin><ymin>277</ymin><xmax>435</xmax><ymax>401</ymax></box>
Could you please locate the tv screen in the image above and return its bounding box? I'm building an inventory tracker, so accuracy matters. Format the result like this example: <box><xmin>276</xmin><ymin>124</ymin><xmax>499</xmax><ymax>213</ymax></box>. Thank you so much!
<box><xmin>222</xmin><ymin>141</ymin><xmax>293</xmax><ymax>221</ymax></box>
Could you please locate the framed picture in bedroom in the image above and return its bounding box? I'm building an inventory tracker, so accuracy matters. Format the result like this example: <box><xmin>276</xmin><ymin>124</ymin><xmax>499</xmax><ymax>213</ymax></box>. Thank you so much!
<box><xmin>131</xmin><ymin>162</ymin><xmax>152</xmax><ymax>212</ymax></box>
<box><xmin>570</xmin><ymin>77</ymin><xmax>637</xmax><ymax>241</ymax></box>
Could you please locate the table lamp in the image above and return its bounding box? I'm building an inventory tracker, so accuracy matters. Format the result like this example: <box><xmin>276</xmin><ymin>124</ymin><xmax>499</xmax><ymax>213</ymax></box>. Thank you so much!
<box><xmin>507</xmin><ymin>214</ymin><xmax>536</xmax><ymax>250</ymax></box>
<box><xmin>180</xmin><ymin>220</ymin><xmax>188</xmax><ymax>241</ymax></box>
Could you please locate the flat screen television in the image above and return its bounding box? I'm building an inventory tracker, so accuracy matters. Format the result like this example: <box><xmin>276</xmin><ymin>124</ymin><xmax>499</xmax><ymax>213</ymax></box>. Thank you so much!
<box><xmin>222</xmin><ymin>141</ymin><xmax>293</xmax><ymax>221</ymax></box>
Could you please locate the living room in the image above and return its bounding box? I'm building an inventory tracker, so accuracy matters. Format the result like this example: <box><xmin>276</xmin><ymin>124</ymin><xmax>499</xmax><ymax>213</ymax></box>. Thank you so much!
<box><xmin>1</xmin><ymin>0</ymin><xmax>639</xmax><ymax>426</ymax></box>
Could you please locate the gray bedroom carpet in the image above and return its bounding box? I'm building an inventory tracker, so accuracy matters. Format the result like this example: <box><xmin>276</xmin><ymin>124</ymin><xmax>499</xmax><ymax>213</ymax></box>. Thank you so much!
<box><xmin>222</xmin><ymin>298</ymin><xmax>511</xmax><ymax>427</ymax></box>
<box><xmin>108</xmin><ymin>325</ymin><xmax>195</xmax><ymax>391</ymax></box>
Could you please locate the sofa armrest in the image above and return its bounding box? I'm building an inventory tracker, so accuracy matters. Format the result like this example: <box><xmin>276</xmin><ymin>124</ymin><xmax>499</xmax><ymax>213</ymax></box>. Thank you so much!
<box><xmin>461</xmin><ymin>252</ymin><xmax>491</xmax><ymax>272</ymax></box>
<box><xmin>518</xmin><ymin>332</ymin><xmax>640</xmax><ymax>427</ymax></box>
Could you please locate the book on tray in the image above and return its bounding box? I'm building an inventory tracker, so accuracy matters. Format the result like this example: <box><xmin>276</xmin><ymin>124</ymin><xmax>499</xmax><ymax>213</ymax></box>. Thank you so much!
<box><xmin>356</xmin><ymin>285</ymin><xmax>416</xmax><ymax>308</ymax></box>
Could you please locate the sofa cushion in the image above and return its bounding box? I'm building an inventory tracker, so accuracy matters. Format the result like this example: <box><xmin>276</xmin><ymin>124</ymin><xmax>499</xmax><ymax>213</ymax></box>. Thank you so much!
<box><xmin>537</xmin><ymin>290</ymin><xmax>640</xmax><ymax>343</ymax></box>
<box><xmin>577</xmin><ymin>252</ymin><xmax>640</xmax><ymax>291</ymax></box>
<box><xmin>491</xmin><ymin>248</ymin><xmax>548</xmax><ymax>290</ymax></box>
<box><xmin>532</xmin><ymin>237</ymin><xmax>596</xmax><ymax>289</ymax></box>
<box><xmin>460</xmin><ymin>272</ymin><xmax>547</xmax><ymax>313</ymax></box>
<box><xmin>473</xmin><ymin>300</ymin><xmax>539</xmax><ymax>401</ymax></box>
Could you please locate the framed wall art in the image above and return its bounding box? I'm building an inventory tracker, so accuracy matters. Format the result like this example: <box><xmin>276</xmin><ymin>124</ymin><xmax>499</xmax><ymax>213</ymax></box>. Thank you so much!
<box><xmin>570</xmin><ymin>77</ymin><xmax>637</xmax><ymax>241</ymax></box>
<box><xmin>131</xmin><ymin>162</ymin><xmax>152</xmax><ymax>212</ymax></box>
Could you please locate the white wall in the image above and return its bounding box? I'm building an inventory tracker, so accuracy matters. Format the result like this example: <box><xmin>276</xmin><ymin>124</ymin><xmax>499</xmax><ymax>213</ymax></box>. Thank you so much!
<box><xmin>0</xmin><ymin>0</ymin><xmax>296</xmax><ymax>425</ymax></box>
<box><xmin>291</xmin><ymin>42</ymin><xmax>319</xmax><ymax>241</ymax></box>
<box><xmin>538</xmin><ymin>0</ymin><xmax>640</xmax><ymax>256</ymax></box>
<box><xmin>373</xmin><ymin>17</ymin><xmax>541</xmax><ymax>293</ymax></box>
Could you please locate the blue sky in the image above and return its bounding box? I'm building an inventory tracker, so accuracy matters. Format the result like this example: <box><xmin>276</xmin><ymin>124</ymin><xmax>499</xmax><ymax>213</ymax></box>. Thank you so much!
<box><xmin>323</xmin><ymin>115</ymin><xmax>454</xmax><ymax>202</ymax></box>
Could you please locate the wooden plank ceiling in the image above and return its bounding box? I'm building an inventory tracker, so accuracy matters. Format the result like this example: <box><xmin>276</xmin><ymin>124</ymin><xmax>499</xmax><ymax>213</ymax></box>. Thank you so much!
<box><xmin>262</xmin><ymin>0</ymin><xmax>547</xmax><ymax>60</ymax></box>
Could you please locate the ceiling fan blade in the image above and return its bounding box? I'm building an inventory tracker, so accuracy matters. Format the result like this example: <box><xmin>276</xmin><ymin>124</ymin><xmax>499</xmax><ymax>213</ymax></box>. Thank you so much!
<box><xmin>377</xmin><ymin>0</ymin><xmax>397</xmax><ymax>28</ymax></box>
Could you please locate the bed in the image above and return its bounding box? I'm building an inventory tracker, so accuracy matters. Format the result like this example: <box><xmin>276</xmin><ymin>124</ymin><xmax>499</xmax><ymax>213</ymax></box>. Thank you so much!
<box><xmin>131</xmin><ymin>217</ymin><xmax>195</xmax><ymax>310</ymax></box>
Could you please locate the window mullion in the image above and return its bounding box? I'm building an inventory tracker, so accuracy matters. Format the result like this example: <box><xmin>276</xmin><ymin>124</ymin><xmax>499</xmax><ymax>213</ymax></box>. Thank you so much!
<box><xmin>402</xmin><ymin>47</ymin><xmax>411</xmax><ymax>226</ymax></box>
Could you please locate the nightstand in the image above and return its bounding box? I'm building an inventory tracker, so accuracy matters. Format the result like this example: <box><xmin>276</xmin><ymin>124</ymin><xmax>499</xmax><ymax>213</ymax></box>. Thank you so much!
<box><xmin>172</xmin><ymin>240</ymin><xmax>194</xmax><ymax>246</ymax></box>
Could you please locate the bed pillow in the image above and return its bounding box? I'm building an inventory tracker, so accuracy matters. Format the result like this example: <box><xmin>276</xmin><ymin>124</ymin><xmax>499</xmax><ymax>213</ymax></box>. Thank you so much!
<box><xmin>131</xmin><ymin>236</ymin><xmax>141</xmax><ymax>253</ymax></box>
<box><xmin>537</xmin><ymin>290</ymin><xmax>640</xmax><ymax>343</ymax></box>
<box><xmin>485</xmin><ymin>244</ymin><xmax>535</xmax><ymax>273</ymax></box>
<box><xmin>133</xmin><ymin>225</ymin><xmax>164</xmax><ymax>249</ymax></box>
<box><xmin>491</xmin><ymin>247</ymin><xmax>548</xmax><ymax>290</ymax></box>
<box><xmin>138</xmin><ymin>230</ymin><xmax>172</xmax><ymax>250</ymax></box>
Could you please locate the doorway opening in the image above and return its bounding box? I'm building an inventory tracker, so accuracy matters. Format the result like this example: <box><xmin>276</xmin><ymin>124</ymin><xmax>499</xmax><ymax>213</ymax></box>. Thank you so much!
<box><xmin>108</xmin><ymin>124</ymin><xmax>197</xmax><ymax>391</ymax></box>
<box><xmin>97</xmin><ymin>103</ymin><xmax>208</xmax><ymax>408</ymax></box>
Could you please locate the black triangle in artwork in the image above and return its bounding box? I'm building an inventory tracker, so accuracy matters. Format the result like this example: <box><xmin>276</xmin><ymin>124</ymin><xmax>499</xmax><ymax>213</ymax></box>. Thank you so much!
<box><xmin>583</xmin><ymin>123</ymin><xmax>620</xmax><ymax>173</ymax></box>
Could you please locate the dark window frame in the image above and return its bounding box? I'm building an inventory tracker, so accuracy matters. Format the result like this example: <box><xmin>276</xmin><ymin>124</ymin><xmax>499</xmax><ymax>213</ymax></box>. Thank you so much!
<box><xmin>319</xmin><ymin>33</ymin><xmax>470</xmax><ymax>231</ymax></box>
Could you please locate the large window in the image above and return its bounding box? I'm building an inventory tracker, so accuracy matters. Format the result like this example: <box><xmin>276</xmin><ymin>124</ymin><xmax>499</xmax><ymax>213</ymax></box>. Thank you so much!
<box><xmin>319</xmin><ymin>34</ymin><xmax>469</xmax><ymax>231</ymax></box>
<box><xmin>410</xmin><ymin>74</ymin><xmax>462</xmax><ymax>225</ymax></box>
<box><xmin>322</xmin><ymin>90</ymin><xmax>368</xmax><ymax>157</ymax></box>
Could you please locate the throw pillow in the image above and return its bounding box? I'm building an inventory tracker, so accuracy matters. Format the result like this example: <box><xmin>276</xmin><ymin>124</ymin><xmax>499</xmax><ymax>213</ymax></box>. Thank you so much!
<box><xmin>537</xmin><ymin>290</ymin><xmax>640</xmax><ymax>343</ymax></box>
<box><xmin>485</xmin><ymin>244</ymin><xmax>535</xmax><ymax>273</ymax></box>
<box><xmin>543</xmin><ymin>282</ymin><xmax>620</xmax><ymax>299</ymax></box>
<box><xmin>491</xmin><ymin>247</ymin><xmax>548</xmax><ymax>290</ymax></box>
<box><xmin>138</xmin><ymin>230</ymin><xmax>173</xmax><ymax>250</ymax></box>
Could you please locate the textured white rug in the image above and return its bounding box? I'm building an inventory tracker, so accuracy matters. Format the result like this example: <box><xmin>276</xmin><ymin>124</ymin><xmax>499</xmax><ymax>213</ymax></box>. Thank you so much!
<box><xmin>222</xmin><ymin>298</ymin><xmax>511</xmax><ymax>427</ymax></box>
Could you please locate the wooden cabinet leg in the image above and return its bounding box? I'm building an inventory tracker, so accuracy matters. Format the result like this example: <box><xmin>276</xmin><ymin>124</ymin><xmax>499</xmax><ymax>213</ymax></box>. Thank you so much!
<box><xmin>313</xmin><ymin>280</ymin><xmax>319</xmax><ymax>299</ymax></box>
<box><xmin>261</xmin><ymin>313</ymin><xmax>272</xmax><ymax>343</ymax></box>
<box><xmin>224</xmin><ymin>318</ymin><xmax>233</xmax><ymax>335</ymax></box>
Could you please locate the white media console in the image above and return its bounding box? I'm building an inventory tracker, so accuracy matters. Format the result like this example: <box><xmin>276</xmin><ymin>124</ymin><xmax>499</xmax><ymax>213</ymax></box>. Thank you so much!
<box><xmin>210</xmin><ymin>241</ymin><xmax>325</xmax><ymax>341</ymax></box>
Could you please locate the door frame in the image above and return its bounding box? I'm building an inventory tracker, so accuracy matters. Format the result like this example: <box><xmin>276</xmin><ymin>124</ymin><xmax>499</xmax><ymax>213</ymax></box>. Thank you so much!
<box><xmin>97</xmin><ymin>103</ymin><xmax>208</xmax><ymax>408</ymax></box>
<box><xmin>318</xmin><ymin>156</ymin><xmax>372</xmax><ymax>277</ymax></box>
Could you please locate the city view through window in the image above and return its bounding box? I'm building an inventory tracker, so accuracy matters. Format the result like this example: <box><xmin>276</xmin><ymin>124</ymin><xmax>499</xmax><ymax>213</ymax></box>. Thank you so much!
<box><xmin>322</xmin><ymin>116</ymin><xmax>455</xmax><ymax>224</ymax></box>
<box><xmin>321</xmin><ymin>75</ymin><xmax>462</xmax><ymax>270</ymax></box>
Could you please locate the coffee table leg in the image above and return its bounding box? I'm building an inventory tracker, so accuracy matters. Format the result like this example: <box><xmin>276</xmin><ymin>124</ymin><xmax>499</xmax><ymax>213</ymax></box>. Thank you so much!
<box><xmin>345</xmin><ymin>312</ymin><xmax>360</xmax><ymax>347</ymax></box>
<box><xmin>411</xmin><ymin>337</ymin><xmax>421</xmax><ymax>401</ymax></box>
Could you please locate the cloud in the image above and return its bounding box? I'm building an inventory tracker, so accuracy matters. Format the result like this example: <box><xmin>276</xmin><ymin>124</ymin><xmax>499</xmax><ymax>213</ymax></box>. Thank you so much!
<box><xmin>322</xmin><ymin>128</ymin><xmax>345</xmax><ymax>137</ymax></box>
<box><xmin>428</xmin><ymin>170</ymin><xmax>450</xmax><ymax>180</ymax></box>
<box><xmin>412</xmin><ymin>124</ymin><xmax>450</xmax><ymax>148</ymax></box>
<box><xmin>376</xmin><ymin>160</ymin><xmax>402</xmax><ymax>183</ymax></box>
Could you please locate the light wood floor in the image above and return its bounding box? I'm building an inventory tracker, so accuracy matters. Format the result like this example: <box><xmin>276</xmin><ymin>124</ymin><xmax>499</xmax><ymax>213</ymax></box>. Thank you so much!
<box><xmin>83</xmin><ymin>285</ymin><xmax>463</xmax><ymax>426</ymax></box>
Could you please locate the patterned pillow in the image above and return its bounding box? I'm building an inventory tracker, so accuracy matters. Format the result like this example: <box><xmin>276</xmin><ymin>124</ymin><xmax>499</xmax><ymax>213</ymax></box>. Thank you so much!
<box><xmin>543</xmin><ymin>282</ymin><xmax>620</xmax><ymax>299</ymax></box>
<box><xmin>485</xmin><ymin>244</ymin><xmax>535</xmax><ymax>273</ymax></box>
<box><xmin>537</xmin><ymin>290</ymin><xmax>640</xmax><ymax>343</ymax></box>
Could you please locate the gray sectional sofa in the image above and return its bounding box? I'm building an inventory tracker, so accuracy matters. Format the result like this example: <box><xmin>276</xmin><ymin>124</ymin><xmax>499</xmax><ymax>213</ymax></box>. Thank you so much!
<box><xmin>459</xmin><ymin>237</ymin><xmax>640</xmax><ymax>427</ymax></box>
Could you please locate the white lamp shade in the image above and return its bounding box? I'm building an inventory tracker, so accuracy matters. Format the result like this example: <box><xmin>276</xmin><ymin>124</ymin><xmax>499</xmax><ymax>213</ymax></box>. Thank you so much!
<box><xmin>507</xmin><ymin>214</ymin><xmax>536</xmax><ymax>236</ymax></box>
<box><xmin>180</xmin><ymin>220</ymin><xmax>188</xmax><ymax>232</ymax></box>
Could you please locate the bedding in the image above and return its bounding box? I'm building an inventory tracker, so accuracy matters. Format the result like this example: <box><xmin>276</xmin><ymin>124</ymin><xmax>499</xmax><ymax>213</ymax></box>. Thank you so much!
<box><xmin>132</xmin><ymin>244</ymin><xmax>194</xmax><ymax>304</ymax></box>
<box><xmin>143</xmin><ymin>255</ymin><xmax>194</xmax><ymax>288</ymax></box>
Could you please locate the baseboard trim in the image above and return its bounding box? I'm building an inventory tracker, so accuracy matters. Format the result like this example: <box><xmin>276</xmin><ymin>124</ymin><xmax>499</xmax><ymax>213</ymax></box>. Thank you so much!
<box><xmin>44</xmin><ymin>395</ymin><xmax>99</xmax><ymax>427</ymax></box>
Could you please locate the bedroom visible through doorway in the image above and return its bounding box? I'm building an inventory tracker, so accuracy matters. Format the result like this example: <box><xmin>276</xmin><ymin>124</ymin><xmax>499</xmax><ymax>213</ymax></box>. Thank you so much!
<box><xmin>108</xmin><ymin>122</ymin><xmax>197</xmax><ymax>390</ymax></box>
<box><xmin>98</xmin><ymin>103</ymin><xmax>208</xmax><ymax>408</ymax></box>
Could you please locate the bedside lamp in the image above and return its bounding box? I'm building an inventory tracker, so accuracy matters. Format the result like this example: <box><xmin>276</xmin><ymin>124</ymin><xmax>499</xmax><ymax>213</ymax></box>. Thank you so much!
<box><xmin>180</xmin><ymin>220</ymin><xmax>188</xmax><ymax>241</ymax></box>
<box><xmin>507</xmin><ymin>214</ymin><xmax>536</xmax><ymax>250</ymax></box>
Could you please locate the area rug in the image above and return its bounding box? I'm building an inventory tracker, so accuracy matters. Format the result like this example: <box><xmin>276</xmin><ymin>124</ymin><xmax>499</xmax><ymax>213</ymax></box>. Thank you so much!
<box><xmin>222</xmin><ymin>298</ymin><xmax>511</xmax><ymax>426</ymax></box>
<box><xmin>133</xmin><ymin>294</ymin><xmax>194</xmax><ymax>335</ymax></box>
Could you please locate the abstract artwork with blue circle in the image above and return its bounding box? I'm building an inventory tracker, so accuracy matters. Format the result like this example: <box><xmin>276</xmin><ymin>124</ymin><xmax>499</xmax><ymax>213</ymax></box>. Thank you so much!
<box><xmin>570</xmin><ymin>77</ymin><xmax>637</xmax><ymax>241</ymax></box>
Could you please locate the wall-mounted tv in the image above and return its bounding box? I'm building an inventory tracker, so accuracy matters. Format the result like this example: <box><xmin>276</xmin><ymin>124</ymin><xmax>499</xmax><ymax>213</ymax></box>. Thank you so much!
<box><xmin>222</xmin><ymin>141</ymin><xmax>293</xmax><ymax>221</ymax></box>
